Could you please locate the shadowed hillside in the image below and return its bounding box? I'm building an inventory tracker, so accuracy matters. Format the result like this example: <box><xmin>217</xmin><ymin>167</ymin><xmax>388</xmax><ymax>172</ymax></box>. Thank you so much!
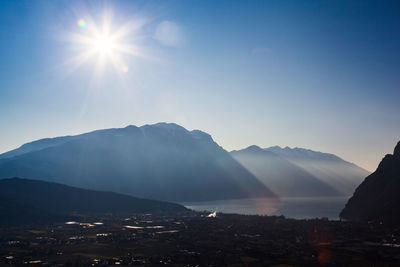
<box><xmin>0</xmin><ymin>177</ymin><xmax>187</xmax><ymax>226</ymax></box>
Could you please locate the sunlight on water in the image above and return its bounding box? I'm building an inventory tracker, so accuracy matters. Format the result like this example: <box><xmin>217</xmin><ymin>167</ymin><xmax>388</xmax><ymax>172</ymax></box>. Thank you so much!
<box><xmin>184</xmin><ymin>197</ymin><xmax>282</xmax><ymax>216</ymax></box>
<box><xmin>183</xmin><ymin>197</ymin><xmax>349</xmax><ymax>220</ymax></box>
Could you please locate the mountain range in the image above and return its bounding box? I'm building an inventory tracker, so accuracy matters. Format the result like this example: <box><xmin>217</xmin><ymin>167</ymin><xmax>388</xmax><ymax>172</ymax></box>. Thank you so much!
<box><xmin>0</xmin><ymin>177</ymin><xmax>187</xmax><ymax>226</ymax></box>
<box><xmin>231</xmin><ymin>146</ymin><xmax>340</xmax><ymax>197</ymax></box>
<box><xmin>0</xmin><ymin>123</ymin><xmax>369</xmax><ymax>202</ymax></box>
<box><xmin>340</xmin><ymin>141</ymin><xmax>400</xmax><ymax>224</ymax></box>
<box><xmin>0</xmin><ymin>123</ymin><xmax>274</xmax><ymax>202</ymax></box>
<box><xmin>231</xmin><ymin>145</ymin><xmax>368</xmax><ymax>197</ymax></box>
<box><xmin>265</xmin><ymin>146</ymin><xmax>370</xmax><ymax>196</ymax></box>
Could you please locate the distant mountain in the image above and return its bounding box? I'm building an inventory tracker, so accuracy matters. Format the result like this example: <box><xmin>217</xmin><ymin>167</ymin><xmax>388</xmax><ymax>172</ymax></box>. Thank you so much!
<box><xmin>0</xmin><ymin>177</ymin><xmax>187</xmax><ymax>226</ymax></box>
<box><xmin>231</xmin><ymin>146</ymin><xmax>340</xmax><ymax>197</ymax></box>
<box><xmin>265</xmin><ymin>146</ymin><xmax>370</xmax><ymax>196</ymax></box>
<box><xmin>0</xmin><ymin>123</ymin><xmax>275</xmax><ymax>202</ymax></box>
<box><xmin>340</xmin><ymin>141</ymin><xmax>400</xmax><ymax>224</ymax></box>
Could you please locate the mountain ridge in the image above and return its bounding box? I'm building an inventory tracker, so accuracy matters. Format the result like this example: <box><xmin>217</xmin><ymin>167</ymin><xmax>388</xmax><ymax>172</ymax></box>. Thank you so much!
<box><xmin>266</xmin><ymin>146</ymin><xmax>353</xmax><ymax>163</ymax></box>
<box><xmin>0</xmin><ymin>123</ymin><xmax>213</xmax><ymax>160</ymax></box>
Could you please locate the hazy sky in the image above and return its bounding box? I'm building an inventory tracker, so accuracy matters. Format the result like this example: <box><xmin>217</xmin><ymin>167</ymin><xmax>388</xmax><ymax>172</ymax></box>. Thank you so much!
<box><xmin>1</xmin><ymin>0</ymin><xmax>399</xmax><ymax>172</ymax></box>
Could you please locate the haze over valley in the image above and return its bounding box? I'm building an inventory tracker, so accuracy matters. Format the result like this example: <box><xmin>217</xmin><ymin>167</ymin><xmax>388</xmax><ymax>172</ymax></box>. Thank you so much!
<box><xmin>1</xmin><ymin>1</ymin><xmax>400</xmax><ymax>266</ymax></box>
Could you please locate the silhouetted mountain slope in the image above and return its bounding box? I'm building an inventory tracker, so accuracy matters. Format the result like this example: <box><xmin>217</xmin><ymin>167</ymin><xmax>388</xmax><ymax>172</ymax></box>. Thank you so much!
<box><xmin>231</xmin><ymin>146</ymin><xmax>340</xmax><ymax>197</ymax></box>
<box><xmin>0</xmin><ymin>123</ymin><xmax>275</xmax><ymax>202</ymax></box>
<box><xmin>0</xmin><ymin>194</ymin><xmax>63</xmax><ymax>226</ymax></box>
<box><xmin>265</xmin><ymin>146</ymin><xmax>370</xmax><ymax>196</ymax></box>
<box><xmin>0</xmin><ymin>177</ymin><xmax>187</xmax><ymax>225</ymax></box>
<box><xmin>340</xmin><ymin>141</ymin><xmax>400</xmax><ymax>224</ymax></box>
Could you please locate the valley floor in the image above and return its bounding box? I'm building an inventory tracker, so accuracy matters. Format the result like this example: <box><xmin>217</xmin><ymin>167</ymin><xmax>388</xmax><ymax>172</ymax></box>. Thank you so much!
<box><xmin>1</xmin><ymin>212</ymin><xmax>400</xmax><ymax>266</ymax></box>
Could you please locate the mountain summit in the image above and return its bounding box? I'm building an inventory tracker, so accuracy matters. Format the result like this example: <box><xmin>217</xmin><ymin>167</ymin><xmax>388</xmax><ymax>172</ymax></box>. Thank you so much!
<box><xmin>394</xmin><ymin>141</ymin><xmax>400</xmax><ymax>157</ymax></box>
<box><xmin>340</xmin><ymin>141</ymin><xmax>400</xmax><ymax>224</ymax></box>
<box><xmin>0</xmin><ymin>123</ymin><xmax>275</xmax><ymax>202</ymax></box>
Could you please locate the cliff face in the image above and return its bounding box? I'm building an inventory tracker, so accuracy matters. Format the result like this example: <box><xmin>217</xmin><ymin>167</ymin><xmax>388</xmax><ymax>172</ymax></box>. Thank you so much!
<box><xmin>340</xmin><ymin>141</ymin><xmax>400</xmax><ymax>224</ymax></box>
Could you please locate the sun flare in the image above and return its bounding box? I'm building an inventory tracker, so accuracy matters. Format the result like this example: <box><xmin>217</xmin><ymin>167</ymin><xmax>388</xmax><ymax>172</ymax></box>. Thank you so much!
<box><xmin>65</xmin><ymin>12</ymin><xmax>146</xmax><ymax>76</ymax></box>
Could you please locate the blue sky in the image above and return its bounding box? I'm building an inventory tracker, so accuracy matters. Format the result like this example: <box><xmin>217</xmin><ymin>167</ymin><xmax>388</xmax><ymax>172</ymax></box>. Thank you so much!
<box><xmin>0</xmin><ymin>0</ymin><xmax>399</xmax><ymax>171</ymax></box>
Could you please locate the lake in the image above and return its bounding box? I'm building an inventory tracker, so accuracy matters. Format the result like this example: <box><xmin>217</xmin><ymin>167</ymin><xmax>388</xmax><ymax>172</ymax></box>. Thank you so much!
<box><xmin>183</xmin><ymin>196</ymin><xmax>349</xmax><ymax>220</ymax></box>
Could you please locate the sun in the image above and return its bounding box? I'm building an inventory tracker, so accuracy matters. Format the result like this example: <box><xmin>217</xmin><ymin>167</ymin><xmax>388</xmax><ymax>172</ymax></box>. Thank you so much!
<box><xmin>92</xmin><ymin>34</ymin><xmax>115</xmax><ymax>54</ymax></box>
<box><xmin>65</xmin><ymin>11</ymin><xmax>146</xmax><ymax>75</ymax></box>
